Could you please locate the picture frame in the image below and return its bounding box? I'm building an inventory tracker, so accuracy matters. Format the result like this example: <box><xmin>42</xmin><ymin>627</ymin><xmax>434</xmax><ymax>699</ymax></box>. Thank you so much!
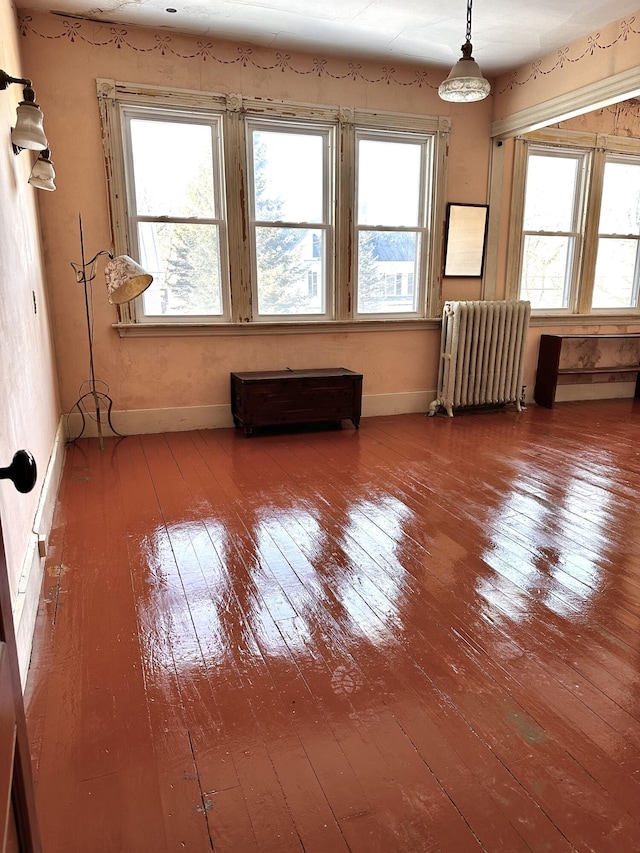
<box><xmin>443</xmin><ymin>203</ymin><xmax>489</xmax><ymax>278</ymax></box>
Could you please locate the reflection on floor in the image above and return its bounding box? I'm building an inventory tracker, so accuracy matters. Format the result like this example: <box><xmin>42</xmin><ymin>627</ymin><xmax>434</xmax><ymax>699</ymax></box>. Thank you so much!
<box><xmin>25</xmin><ymin>400</ymin><xmax>640</xmax><ymax>851</ymax></box>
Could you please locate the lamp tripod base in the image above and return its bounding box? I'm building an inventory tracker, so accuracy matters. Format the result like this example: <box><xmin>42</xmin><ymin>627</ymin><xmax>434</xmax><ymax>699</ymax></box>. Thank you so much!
<box><xmin>67</xmin><ymin>382</ymin><xmax>124</xmax><ymax>451</ymax></box>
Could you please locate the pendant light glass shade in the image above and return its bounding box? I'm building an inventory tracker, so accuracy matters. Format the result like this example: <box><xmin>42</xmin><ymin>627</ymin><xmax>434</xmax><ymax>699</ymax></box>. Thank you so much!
<box><xmin>104</xmin><ymin>255</ymin><xmax>153</xmax><ymax>304</ymax></box>
<box><xmin>11</xmin><ymin>99</ymin><xmax>47</xmax><ymax>150</ymax></box>
<box><xmin>438</xmin><ymin>53</ymin><xmax>491</xmax><ymax>102</ymax></box>
<box><xmin>28</xmin><ymin>148</ymin><xmax>56</xmax><ymax>191</ymax></box>
<box><xmin>438</xmin><ymin>0</ymin><xmax>490</xmax><ymax>103</ymax></box>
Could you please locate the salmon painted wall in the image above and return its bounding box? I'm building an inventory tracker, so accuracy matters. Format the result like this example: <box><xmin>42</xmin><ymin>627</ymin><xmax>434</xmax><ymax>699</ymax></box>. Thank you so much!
<box><xmin>556</xmin><ymin>97</ymin><xmax>640</xmax><ymax>137</ymax></box>
<box><xmin>0</xmin><ymin>0</ymin><xmax>60</xmax><ymax>672</ymax></box>
<box><xmin>493</xmin><ymin>9</ymin><xmax>640</xmax><ymax>119</ymax></box>
<box><xmin>489</xmin><ymin>11</ymin><xmax>640</xmax><ymax>385</ymax></box>
<box><xmin>17</xmin><ymin>12</ymin><xmax>492</xmax><ymax>424</ymax></box>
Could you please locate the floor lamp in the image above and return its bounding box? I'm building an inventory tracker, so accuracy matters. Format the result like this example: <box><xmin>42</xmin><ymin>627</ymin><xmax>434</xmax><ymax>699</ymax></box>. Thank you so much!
<box><xmin>68</xmin><ymin>215</ymin><xmax>153</xmax><ymax>450</ymax></box>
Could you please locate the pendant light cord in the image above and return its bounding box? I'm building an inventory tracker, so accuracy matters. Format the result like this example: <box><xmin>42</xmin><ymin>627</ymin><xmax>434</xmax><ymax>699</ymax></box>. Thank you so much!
<box><xmin>466</xmin><ymin>0</ymin><xmax>473</xmax><ymax>44</ymax></box>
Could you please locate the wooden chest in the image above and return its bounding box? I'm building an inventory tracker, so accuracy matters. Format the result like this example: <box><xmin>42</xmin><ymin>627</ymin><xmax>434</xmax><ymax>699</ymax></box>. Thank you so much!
<box><xmin>230</xmin><ymin>368</ymin><xmax>363</xmax><ymax>436</ymax></box>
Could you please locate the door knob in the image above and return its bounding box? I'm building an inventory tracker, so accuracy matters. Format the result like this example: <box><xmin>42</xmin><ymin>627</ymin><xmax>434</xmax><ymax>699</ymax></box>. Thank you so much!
<box><xmin>0</xmin><ymin>450</ymin><xmax>37</xmax><ymax>494</ymax></box>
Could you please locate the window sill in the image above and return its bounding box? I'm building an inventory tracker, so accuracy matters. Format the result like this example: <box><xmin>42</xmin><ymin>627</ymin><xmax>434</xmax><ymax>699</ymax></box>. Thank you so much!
<box><xmin>529</xmin><ymin>312</ymin><xmax>640</xmax><ymax>328</ymax></box>
<box><xmin>113</xmin><ymin>318</ymin><xmax>441</xmax><ymax>337</ymax></box>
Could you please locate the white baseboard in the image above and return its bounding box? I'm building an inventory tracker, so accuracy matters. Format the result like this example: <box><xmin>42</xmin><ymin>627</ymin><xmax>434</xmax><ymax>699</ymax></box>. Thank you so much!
<box><xmin>14</xmin><ymin>538</ymin><xmax>42</xmax><ymax>690</ymax></box>
<box><xmin>361</xmin><ymin>391</ymin><xmax>435</xmax><ymax>417</ymax></box>
<box><xmin>65</xmin><ymin>391</ymin><xmax>439</xmax><ymax>437</ymax></box>
<box><xmin>63</xmin><ymin>382</ymin><xmax>638</xmax><ymax>446</ymax></box>
<box><xmin>66</xmin><ymin>403</ymin><xmax>234</xmax><ymax>437</ymax></box>
<box><xmin>14</xmin><ymin>419</ymin><xmax>66</xmax><ymax>689</ymax></box>
<box><xmin>555</xmin><ymin>381</ymin><xmax>636</xmax><ymax>403</ymax></box>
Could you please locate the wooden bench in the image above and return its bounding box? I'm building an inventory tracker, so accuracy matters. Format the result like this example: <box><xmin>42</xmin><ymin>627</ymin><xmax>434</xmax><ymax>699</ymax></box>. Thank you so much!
<box><xmin>534</xmin><ymin>333</ymin><xmax>640</xmax><ymax>408</ymax></box>
<box><xmin>230</xmin><ymin>368</ymin><xmax>363</xmax><ymax>436</ymax></box>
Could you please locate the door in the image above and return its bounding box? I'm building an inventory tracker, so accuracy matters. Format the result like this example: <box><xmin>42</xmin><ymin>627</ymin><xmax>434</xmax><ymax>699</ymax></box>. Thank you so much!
<box><xmin>0</xmin><ymin>451</ymin><xmax>42</xmax><ymax>852</ymax></box>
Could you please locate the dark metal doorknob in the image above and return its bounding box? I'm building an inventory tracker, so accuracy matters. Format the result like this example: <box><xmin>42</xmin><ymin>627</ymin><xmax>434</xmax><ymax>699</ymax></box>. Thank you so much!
<box><xmin>0</xmin><ymin>451</ymin><xmax>37</xmax><ymax>494</ymax></box>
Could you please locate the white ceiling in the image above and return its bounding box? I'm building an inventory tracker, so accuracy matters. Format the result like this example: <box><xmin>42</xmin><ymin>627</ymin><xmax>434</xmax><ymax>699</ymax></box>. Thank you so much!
<box><xmin>29</xmin><ymin>0</ymin><xmax>640</xmax><ymax>74</ymax></box>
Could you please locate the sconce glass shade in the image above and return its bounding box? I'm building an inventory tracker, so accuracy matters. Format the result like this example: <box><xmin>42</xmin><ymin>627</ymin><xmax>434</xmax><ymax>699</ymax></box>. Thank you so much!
<box><xmin>28</xmin><ymin>149</ymin><xmax>55</xmax><ymax>191</ymax></box>
<box><xmin>438</xmin><ymin>55</ymin><xmax>491</xmax><ymax>102</ymax></box>
<box><xmin>105</xmin><ymin>255</ymin><xmax>153</xmax><ymax>304</ymax></box>
<box><xmin>11</xmin><ymin>101</ymin><xmax>47</xmax><ymax>150</ymax></box>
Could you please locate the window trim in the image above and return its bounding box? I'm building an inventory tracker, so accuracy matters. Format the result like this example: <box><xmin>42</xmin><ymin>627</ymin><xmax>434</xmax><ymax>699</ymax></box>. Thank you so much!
<box><xmin>246</xmin><ymin>116</ymin><xmax>335</xmax><ymax>323</ymax></box>
<box><xmin>522</xmin><ymin>144</ymin><xmax>589</xmax><ymax>313</ymax></box>
<box><xmin>120</xmin><ymin>104</ymin><xmax>231</xmax><ymax>322</ymax></box>
<box><xmin>590</xmin><ymin>151</ymin><xmax>640</xmax><ymax>313</ymax></box>
<box><xmin>353</xmin><ymin>127</ymin><xmax>433</xmax><ymax>320</ymax></box>
<box><xmin>97</xmin><ymin>78</ymin><xmax>450</xmax><ymax>328</ymax></box>
<box><xmin>507</xmin><ymin>128</ymin><xmax>640</xmax><ymax>316</ymax></box>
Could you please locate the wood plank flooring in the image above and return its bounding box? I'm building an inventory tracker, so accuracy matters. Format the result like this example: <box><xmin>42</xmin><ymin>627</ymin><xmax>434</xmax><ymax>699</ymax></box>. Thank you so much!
<box><xmin>24</xmin><ymin>399</ymin><xmax>640</xmax><ymax>851</ymax></box>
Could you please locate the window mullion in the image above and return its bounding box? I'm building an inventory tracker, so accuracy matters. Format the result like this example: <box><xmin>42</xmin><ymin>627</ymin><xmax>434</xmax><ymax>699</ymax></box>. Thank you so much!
<box><xmin>335</xmin><ymin>119</ymin><xmax>353</xmax><ymax>320</ymax></box>
<box><xmin>223</xmin><ymin>108</ymin><xmax>252</xmax><ymax>323</ymax></box>
<box><xmin>577</xmin><ymin>148</ymin><xmax>605</xmax><ymax>314</ymax></box>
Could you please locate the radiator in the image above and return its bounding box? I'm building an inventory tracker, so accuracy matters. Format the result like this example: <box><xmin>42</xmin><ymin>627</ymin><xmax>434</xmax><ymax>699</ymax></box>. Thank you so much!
<box><xmin>428</xmin><ymin>300</ymin><xmax>531</xmax><ymax>417</ymax></box>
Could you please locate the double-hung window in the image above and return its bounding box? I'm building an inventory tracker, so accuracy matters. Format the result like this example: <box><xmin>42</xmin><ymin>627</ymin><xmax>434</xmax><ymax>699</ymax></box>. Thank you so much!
<box><xmin>355</xmin><ymin>130</ymin><xmax>431</xmax><ymax>317</ymax></box>
<box><xmin>122</xmin><ymin>107</ymin><xmax>229</xmax><ymax>321</ymax></box>
<box><xmin>592</xmin><ymin>153</ymin><xmax>640</xmax><ymax>310</ymax></box>
<box><xmin>99</xmin><ymin>80</ymin><xmax>449</xmax><ymax>327</ymax></box>
<box><xmin>510</xmin><ymin>131</ymin><xmax>640</xmax><ymax>315</ymax></box>
<box><xmin>518</xmin><ymin>147</ymin><xmax>587</xmax><ymax>311</ymax></box>
<box><xmin>247</xmin><ymin>120</ymin><xmax>333</xmax><ymax>320</ymax></box>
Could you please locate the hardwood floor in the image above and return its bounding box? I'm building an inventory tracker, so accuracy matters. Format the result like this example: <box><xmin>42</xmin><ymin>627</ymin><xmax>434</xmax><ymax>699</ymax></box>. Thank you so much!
<box><xmin>24</xmin><ymin>399</ymin><xmax>640</xmax><ymax>852</ymax></box>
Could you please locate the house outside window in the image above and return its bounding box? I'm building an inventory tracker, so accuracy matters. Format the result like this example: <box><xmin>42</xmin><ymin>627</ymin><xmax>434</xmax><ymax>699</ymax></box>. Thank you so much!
<box><xmin>307</xmin><ymin>270</ymin><xmax>319</xmax><ymax>297</ymax></box>
<box><xmin>98</xmin><ymin>80</ymin><xmax>449</xmax><ymax>328</ymax></box>
<box><xmin>508</xmin><ymin>130</ymin><xmax>640</xmax><ymax>315</ymax></box>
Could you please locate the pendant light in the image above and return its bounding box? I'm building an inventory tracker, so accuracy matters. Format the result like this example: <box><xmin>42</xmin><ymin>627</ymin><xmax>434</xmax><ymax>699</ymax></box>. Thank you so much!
<box><xmin>438</xmin><ymin>0</ymin><xmax>490</xmax><ymax>103</ymax></box>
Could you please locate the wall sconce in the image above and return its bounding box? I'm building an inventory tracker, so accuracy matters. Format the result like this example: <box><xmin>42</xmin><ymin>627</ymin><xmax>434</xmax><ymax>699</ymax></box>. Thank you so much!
<box><xmin>28</xmin><ymin>148</ymin><xmax>56</xmax><ymax>192</ymax></box>
<box><xmin>0</xmin><ymin>69</ymin><xmax>48</xmax><ymax>152</ymax></box>
<box><xmin>68</xmin><ymin>215</ymin><xmax>153</xmax><ymax>450</ymax></box>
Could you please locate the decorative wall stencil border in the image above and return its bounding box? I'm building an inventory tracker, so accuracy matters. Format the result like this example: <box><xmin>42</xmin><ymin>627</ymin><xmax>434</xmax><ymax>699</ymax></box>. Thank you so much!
<box><xmin>601</xmin><ymin>100</ymin><xmax>640</xmax><ymax>118</ymax></box>
<box><xmin>554</xmin><ymin>100</ymin><xmax>640</xmax><ymax>133</ymax></box>
<box><xmin>17</xmin><ymin>14</ymin><xmax>439</xmax><ymax>90</ymax></box>
<box><xmin>498</xmin><ymin>16</ymin><xmax>639</xmax><ymax>93</ymax></box>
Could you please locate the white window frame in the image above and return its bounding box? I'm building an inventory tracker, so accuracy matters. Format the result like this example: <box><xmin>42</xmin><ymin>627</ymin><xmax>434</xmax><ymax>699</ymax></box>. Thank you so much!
<box><xmin>591</xmin><ymin>151</ymin><xmax>640</xmax><ymax>313</ymax></box>
<box><xmin>521</xmin><ymin>144</ymin><xmax>589</xmax><ymax>314</ymax></box>
<box><xmin>246</xmin><ymin>117</ymin><xmax>335</xmax><ymax>323</ymax></box>
<box><xmin>97</xmin><ymin>79</ymin><xmax>450</xmax><ymax>329</ymax></box>
<box><xmin>507</xmin><ymin>128</ymin><xmax>640</xmax><ymax>316</ymax></box>
<box><xmin>353</xmin><ymin>127</ymin><xmax>433</xmax><ymax>320</ymax></box>
<box><xmin>120</xmin><ymin>104</ymin><xmax>231</xmax><ymax>323</ymax></box>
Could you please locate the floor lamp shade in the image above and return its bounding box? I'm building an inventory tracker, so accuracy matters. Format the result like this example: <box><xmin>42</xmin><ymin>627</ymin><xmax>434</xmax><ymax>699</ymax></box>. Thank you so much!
<box><xmin>105</xmin><ymin>255</ymin><xmax>153</xmax><ymax>305</ymax></box>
